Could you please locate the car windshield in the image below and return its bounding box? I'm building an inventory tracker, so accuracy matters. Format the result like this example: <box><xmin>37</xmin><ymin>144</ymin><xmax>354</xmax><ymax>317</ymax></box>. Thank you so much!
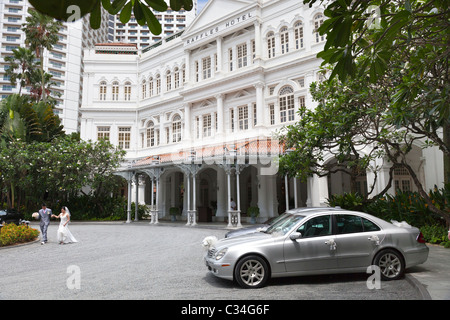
<box><xmin>265</xmin><ymin>214</ymin><xmax>305</xmax><ymax>236</ymax></box>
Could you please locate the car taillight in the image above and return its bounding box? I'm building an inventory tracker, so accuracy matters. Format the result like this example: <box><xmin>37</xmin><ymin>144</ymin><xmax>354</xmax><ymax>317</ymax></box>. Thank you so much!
<box><xmin>416</xmin><ymin>232</ymin><xmax>426</xmax><ymax>244</ymax></box>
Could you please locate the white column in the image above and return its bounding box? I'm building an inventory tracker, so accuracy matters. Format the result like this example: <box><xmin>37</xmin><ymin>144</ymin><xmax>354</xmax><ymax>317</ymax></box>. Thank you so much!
<box><xmin>254</xmin><ymin>20</ymin><xmax>262</xmax><ymax>61</ymax></box>
<box><xmin>192</xmin><ymin>173</ymin><xmax>197</xmax><ymax>226</ymax></box>
<box><xmin>227</xmin><ymin>169</ymin><xmax>232</xmax><ymax>227</ymax></box>
<box><xmin>216</xmin><ymin>94</ymin><xmax>224</xmax><ymax>136</ymax></box>
<box><xmin>126</xmin><ymin>175</ymin><xmax>132</xmax><ymax>223</ymax></box>
<box><xmin>134</xmin><ymin>174</ymin><xmax>139</xmax><ymax>221</ymax></box>
<box><xmin>154</xmin><ymin>177</ymin><xmax>160</xmax><ymax>224</ymax></box>
<box><xmin>150</xmin><ymin>178</ymin><xmax>155</xmax><ymax>224</ymax></box>
<box><xmin>184</xmin><ymin>103</ymin><xmax>191</xmax><ymax>141</ymax></box>
<box><xmin>236</xmin><ymin>168</ymin><xmax>242</xmax><ymax>227</ymax></box>
<box><xmin>184</xmin><ymin>50</ymin><xmax>190</xmax><ymax>83</ymax></box>
<box><xmin>186</xmin><ymin>173</ymin><xmax>191</xmax><ymax>226</ymax></box>
<box><xmin>254</xmin><ymin>82</ymin><xmax>264</xmax><ymax>127</ymax></box>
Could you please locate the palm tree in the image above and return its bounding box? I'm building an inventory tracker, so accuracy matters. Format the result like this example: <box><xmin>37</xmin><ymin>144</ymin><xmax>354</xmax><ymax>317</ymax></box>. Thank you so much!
<box><xmin>4</xmin><ymin>47</ymin><xmax>38</xmax><ymax>95</ymax></box>
<box><xmin>22</xmin><ymin>8</ymin><xmax>62</xmax><ymax>102</ymax></box>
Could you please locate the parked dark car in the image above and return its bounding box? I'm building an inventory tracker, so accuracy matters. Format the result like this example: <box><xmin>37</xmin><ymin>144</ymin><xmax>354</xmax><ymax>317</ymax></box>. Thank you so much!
<box><xmin>0</xmin><ymin>209</ymin><xmax>27</xmax><ymax>229</ymax></box>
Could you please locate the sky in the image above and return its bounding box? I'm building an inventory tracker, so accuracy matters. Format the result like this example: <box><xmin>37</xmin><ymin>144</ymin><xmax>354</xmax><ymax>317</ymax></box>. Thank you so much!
<box><xmin>197</xmin><ymin>0</ymin><xmax>209</xmax><ymax>13</ymax></box>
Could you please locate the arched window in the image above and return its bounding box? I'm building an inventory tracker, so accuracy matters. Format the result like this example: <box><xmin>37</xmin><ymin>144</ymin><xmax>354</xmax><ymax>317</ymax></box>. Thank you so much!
<box><xmin>147</xmin><ymin>121</ymin><xmax>155</xmax><ymax>147</ymax></box>
<box><xmin>142</xmin><ymin>79</ymin><xmax>147</xmax><ymax>99</ymax></box>
<box><xmin>279</xmin><ymin>85</ymin><xmax>294</xmax><ymax>123</ymax></box>
<box><xmin>280</xmin><ymin>26</ymin><xmax>289</xmax><ymax>54</ymax></box>
<box><xmin>294</xmin><ymin>21</ymin><xmax>303</xmax><ymax>49</ymax></box>
<box><xmin>124</xmin><ymin>81</ymin><xmax>131</xmax><ymax>100</ymax></box>
<box><xmin>112</xmin><ymin>81</ymin><xmax>119</xmax><ymax>101</ymax></box>
<box><xmin>99</xmin><ymin>81</ymin><xmax>107</xmax><ymax>100</ymax></box>
<box><xmin>172</xmin><ymin>115</ymin><xmax>182</xmax><ymax>142</ymax></box>
<box><xmin>166</xmin><ymin>70</ymin><xmax>172</xmax><ymax>91</ymax></box>
<box><xmin>314</xmin><ymin>13</ymin><xmax>325</xmax><ymax>43</ymax></box>
<box><xmin>267</xmin><ymin>32</ymin><xmax>275</xmax><ymax>58</ymax></box>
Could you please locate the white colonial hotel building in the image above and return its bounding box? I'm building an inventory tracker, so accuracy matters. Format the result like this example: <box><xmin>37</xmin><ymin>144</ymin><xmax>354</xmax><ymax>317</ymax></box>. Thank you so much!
<box><xmin>80</xmin><ymin>0</ymin><xmax>444</xmax><ymax>225</ymax></box>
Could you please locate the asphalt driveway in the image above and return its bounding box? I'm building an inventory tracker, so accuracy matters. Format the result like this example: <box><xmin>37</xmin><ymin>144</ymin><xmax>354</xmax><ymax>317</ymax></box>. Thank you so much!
<box><xmin>0</xmin><ymin>222</ymin><xmax>423</xmax><ymax>300</ymax></box>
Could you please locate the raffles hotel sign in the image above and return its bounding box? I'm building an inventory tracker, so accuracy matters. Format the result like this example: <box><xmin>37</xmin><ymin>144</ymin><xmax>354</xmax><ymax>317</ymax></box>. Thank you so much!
<box><xmin>184</xmin><ymin>11</ymin><xmax>255</xmax><ymax>46</ymax></box>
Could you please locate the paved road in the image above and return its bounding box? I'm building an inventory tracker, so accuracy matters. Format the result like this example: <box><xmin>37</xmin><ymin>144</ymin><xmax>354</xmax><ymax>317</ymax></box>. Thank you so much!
<box><xmin>0</xmin><ymin>222</ymin><xmax>423</xmax><ymax>300</ymax></box>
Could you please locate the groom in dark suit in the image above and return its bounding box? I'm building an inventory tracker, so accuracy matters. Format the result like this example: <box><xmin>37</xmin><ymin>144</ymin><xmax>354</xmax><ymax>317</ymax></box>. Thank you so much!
<box><xmin>38</xmin><ymin>203</ymin><xmax>51</xmax><ymax>244</ymax></box>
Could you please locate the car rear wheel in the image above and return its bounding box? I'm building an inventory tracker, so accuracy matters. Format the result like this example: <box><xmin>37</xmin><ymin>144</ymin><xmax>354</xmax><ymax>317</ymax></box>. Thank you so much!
<box><xmin>234</xmin><ymin>255</ymin><xmax>269</xmax><ymax>289</ymax></box>
<box><xmin>374</xmin><ymin>249</ymin><xmax>405</xmax><ymax>280</ymax></box>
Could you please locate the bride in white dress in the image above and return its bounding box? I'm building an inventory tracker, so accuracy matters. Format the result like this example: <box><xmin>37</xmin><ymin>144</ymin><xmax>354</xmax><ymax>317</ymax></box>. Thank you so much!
<box><xmin>52</xmin><ymin>206</ymin><xmax>78</xmax><ymax>244</ymax></box>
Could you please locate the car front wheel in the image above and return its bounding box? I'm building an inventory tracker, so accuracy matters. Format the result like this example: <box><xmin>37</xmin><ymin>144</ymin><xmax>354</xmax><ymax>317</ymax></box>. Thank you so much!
<box><xmin>234</xmin><ymin>255</ymin><xmax>269</xmax><ymax>289</ymax></box>
<box><xmin>374</xmin><ymin>249</ymin><xmax>405</xmax><ymax>280</ymax></box>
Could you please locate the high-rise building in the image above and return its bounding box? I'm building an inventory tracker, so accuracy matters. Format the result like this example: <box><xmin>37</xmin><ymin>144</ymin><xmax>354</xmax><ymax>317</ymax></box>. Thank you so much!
<box><xmin>0</xmin><ymin>0</ymin><xmax>109</xmax><ymax>133</ymax></box>
<box><xmin>108</xmin><ymin>1</ymin><xmax>197</xmax><ymax>49</ymax></box>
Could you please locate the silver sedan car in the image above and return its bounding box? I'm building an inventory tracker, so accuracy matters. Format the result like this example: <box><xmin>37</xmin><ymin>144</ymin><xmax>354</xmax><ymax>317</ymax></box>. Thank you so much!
<box><xmin>204</xmin><ymin>208</ymin><xmax>429</xmax><ymax>288</ymax></box>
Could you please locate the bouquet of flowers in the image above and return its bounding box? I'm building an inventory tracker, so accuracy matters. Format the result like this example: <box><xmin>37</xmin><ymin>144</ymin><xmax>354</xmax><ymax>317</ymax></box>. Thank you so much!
<box><xmin>32</xmin><ymin>212</ymin><xmax>39</xmax><ymax>219</ymax></box>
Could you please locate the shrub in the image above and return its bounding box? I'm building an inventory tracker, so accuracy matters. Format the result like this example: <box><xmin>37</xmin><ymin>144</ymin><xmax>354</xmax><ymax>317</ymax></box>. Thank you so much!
<box><xmin>0</xmin><ymin>223</ymin><xmax>39</xmax><ymax>247</ymax></box>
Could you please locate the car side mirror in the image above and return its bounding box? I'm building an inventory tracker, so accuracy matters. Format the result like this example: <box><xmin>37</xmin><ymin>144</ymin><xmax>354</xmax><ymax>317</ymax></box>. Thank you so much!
<box><xmin>290</xmin><ymin>232</ymin><xmax>302</xmax><ymax>241</ymax></box>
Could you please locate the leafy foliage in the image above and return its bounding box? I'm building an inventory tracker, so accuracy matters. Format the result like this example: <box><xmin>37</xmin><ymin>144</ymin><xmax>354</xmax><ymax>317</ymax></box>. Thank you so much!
<box><xmin>0</xmin><ymin>224</ymin><xmax>39</xmax><ymax>247</ymax></box>
<box><xmin>29</xmin><ymin>0</ymin><xmax>194</xmax><ymax>34</ymax></box>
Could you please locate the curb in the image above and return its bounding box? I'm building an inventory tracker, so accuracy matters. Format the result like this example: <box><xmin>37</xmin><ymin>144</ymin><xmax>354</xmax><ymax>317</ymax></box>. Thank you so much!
<box><xmin>405</xmin><ymin>274</ymin><xmax>432</xmax><ymax>300</ymax></box>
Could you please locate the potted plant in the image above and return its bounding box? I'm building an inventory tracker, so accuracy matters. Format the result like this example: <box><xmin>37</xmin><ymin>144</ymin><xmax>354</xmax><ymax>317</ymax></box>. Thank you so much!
<box><xmin>247</xmin><ymin>206</ymin><xmax>260</xmax><ymax>224</ymax></box>
<box><xmin>169</xmin><ymin>207</ymin><xmax>180</xmax><ymax>222</ymax></box>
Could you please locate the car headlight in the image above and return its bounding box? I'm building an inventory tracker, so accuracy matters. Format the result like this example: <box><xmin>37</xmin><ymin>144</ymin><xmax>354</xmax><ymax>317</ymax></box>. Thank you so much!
<box><xmin>215</xmin><ymin>248</ymin><xmax>228</xmax><ymax>260</ymax></box>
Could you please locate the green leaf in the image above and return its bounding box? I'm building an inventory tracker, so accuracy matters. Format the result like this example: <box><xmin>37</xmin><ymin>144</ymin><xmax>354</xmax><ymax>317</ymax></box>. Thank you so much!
<box><xmin>134</xmin><ymin>1</ymin><xmax>146</xmax><ymax>26</ymax></box>
<box><xmin>141</xmin><ymin>4</ymin><xmax>162</xmax><ymax>35</ymax></box>
<box><xmin>170</xmin><ymin>0</ymin><xmax>182</xmax><ymax>11</ymax></box>
<box><xmin>119</xmin><ymin>1</ymin><xmax>132</xmax><ymax>24</ymax></box>
<box><xmin>90</xmin><ymin>0</ymin><xmax>102</xmax><ymax>30</ymax></box>
<box><xmin>109</xmin><ymin>0</ymin><xmax>127</xmax><ymax>15</ymax></box>
<box><xmin>143</xmin><ymin>0</ymin><xmax>168</xmax><ymax>12</ymax></box>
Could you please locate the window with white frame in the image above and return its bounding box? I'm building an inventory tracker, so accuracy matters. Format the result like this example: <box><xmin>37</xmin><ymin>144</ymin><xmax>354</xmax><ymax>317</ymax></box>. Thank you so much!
<box><xmin>279</xmin><ymin>86</ymin><xmax>294</xmax><ymax>123</ymax></box>
<box><xmin>142</xmin><ymin>80</ymin><xmax>147</xmax><ymax>99</ymax></box>
<box><xmin>172</xmin><ymin>115</ymin><xmax>182</xmax><ymax>142</ymax></box>
<box><xmin>314</xmin><ymin>13</ymin><xmax>325</xmax><ymax>43</ymax></box>
<box><xmin>99</xmin><ymin>81</ymin><xmax>107</xmax><ymax>100</ymax></box>
<box><xmin>118</xmin><ymin>127</ymin><xmax>131</xmax><ymax>149</ymax></box>
<box><xmin>267</xmin><ymin>32</ymin><xmax>275</xmax><ymax>58</ymax></box>
<box><xmin>253</xmin><ymin>103</ymin><xmax>257</xmax><ymax>126</ymax></box>
<box><xmin>166</xmin><ymin>71</ymin><xmax>172</xmax><ymax>91</ymax></box>
<box><xmin>237</xmin><ymin>43</ymin><xmax>248</xmax><ymax>68</ymax></box>
<box><xmin>124</xmin><ymin>82</ymin><xmax>131</xmax><ymax>100</ymax></box>
<box><xmin>97</xmin><ymin>126</ymin><xmax>110</xmax><ymax>141</ymax></box>
<box><xmin>156</xmin><ymin>74</ymin><xmax>161</xmax><ymax>94</ymax></box>
<box><xmin>195</xmin><ymin>61</ymin><xmax>199</xmax><ymax>82</ymax></box>
<box><xmin>230</xmin><ymin>109</ymin><xmax>235</xmax><ymax>132</ymax></box>
<box><xmin>112</xmin><ymin>81</ymin><xmax>119</xmax><ymax>101</ymax></box>
<box><xmin>238</xmin><ymin>105</ymin><xmax>249</xmax><ymax>130</ymax></box>
<box><xmin>147</xmin><ymin>121</ymin><xmax>155</xmax><ymax>147</ymax></box>
<box><xmin>280</xmin><ymin>27</ymin><xmax>289</xmax><ymax>54</ymax></box>
<box><xmin>251</xmin><ymin>39</ymin><xmax>256</xmax><ymax>62</ymax></box>
<box><xmin>202</xmin><ymin>56</ymin><xmax>211</xmax><ymax>79</ymax></box>
<box><xmin>203</xmin><ymin>114</ymin><xmax>212</xmax><ymax>137</ymax></box>
<box><xmin>294</xmin><ymin>21</ymin><xmax>304</xmax><ymax>49</ymax></box>
<box><xmin>174</xmin><ymin>68</ymin><xmax>180</xmax><ymax>88</ymax></box>
<box><xmin>228</xmin><ymin>48</ymin><xmax>233</xmax><ymax>71</ymax></box>
<box><xmin>269</xmin><ymin>104</ymin><xmax>275</xmax><ymax>125</ymax></box>
<box><xmin>149</xmin><ymin>77</ymin><xmax>154</xmax><ymax>96</ymax></box>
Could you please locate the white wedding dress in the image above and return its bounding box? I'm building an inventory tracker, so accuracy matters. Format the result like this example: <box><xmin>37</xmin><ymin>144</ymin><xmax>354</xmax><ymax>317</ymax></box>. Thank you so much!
<box><xmin>57</xmin><ymin>214</ymin><xmax>78</xmax><ymax>244</ymax></box>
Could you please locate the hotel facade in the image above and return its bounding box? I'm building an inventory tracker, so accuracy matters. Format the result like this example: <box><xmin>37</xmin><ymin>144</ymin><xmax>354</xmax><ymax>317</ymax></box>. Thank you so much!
<box><xmin>80</xmin><ymin>0</ymin><xmax>444</xmax><ymax>225</ymax></box>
